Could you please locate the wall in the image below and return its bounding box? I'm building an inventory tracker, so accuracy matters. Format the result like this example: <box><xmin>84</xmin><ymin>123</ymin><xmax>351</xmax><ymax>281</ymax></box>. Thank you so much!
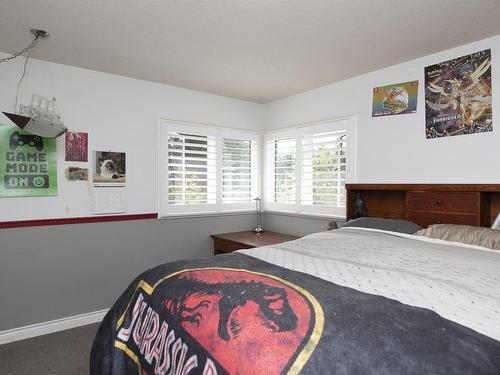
<box><xmin>265</xmin><ymin>35</ymin><xmax>499</xmax><ymax>184</ymax></box>
<box><xmin>263</xmin><ymin>213</ymin><xmax>340</xmax><ymax>237</ymax></box>
<box><xmin>0</xmin><ymin>53</ymin><xmax>264</xmax><ymax>331</ymax></box>
<box><xmin>0</xmin><ymin>214</ymin><xmax>256</xmax><ymax>331</ymax></box>
<box><xmin>1</xmin><ymin>34</ymin><xmax>499</xmax><ymax>333</ymax></box>
<box><xmin>0</xmin><ymin>211</ymin><xmax>329</xmax><ymax>331</ymax></box>
<box><xmin>0</xmin><ymin>53</ymin><xmax>265</xmax><ymax>221</ymax></box>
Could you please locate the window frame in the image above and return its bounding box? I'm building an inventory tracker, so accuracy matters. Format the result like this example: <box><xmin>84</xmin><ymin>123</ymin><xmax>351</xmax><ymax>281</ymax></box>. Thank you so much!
<box><xmin>263</xmin><ymin>115</ymin><xmax>357</xmax><ymax>218</ymax></box>
<box><xmin>158</xmin><ymin>120</ymin><xmax>260</xmax><ymax>217</ymax></box>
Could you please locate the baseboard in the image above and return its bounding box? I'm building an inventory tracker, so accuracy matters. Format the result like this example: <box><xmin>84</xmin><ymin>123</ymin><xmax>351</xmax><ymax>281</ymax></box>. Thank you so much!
<box><xmin>0</xmin><ymin>308</ymin><xmax>109</xmax><ymax>345</ymax></box>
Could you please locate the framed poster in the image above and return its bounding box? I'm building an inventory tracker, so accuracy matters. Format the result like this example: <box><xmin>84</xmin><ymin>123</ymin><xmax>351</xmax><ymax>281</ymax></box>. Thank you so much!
<box><xmin>0</xmin><ymin>123</ymin><xmax>57</xmax><ymax>197</ymax></box>
<box><xmin>372</xmin><ymin>81</ymin><xmax>418</xmax><ymax>117</ymax></box>
<box><xmin>425</xmin><ymin>49</ymin><xmax>492</xmax><ymax>138</ymax></box>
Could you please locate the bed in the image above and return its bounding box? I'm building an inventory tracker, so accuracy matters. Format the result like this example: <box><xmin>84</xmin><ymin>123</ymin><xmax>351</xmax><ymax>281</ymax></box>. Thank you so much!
<box><xmin>91</xmin><ymin>184</ymin><xmax>500</xmax><ymax>375</ymax></box>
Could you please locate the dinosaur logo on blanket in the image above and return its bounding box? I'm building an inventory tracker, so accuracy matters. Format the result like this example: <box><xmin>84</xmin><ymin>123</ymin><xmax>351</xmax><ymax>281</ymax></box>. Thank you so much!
<box><xmin>114</xmin><ymin>268</ymin><xmax>323</xmax><ymax>375</ymax></box>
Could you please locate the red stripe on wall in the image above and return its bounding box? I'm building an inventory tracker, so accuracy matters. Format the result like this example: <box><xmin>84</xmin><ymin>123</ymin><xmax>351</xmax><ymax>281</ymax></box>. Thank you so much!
<box><xmin>0</xmin><ymin>213</ymin><xmax>158</xmax><ymax>229</ymax></box>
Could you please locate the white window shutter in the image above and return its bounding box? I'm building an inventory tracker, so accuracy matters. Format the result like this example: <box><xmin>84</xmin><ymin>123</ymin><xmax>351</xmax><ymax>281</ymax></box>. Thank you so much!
<box><xmin>222</xmin><ymin>137</ymin><xmax>257</xmax><ymax>204</ymax></box>
<box><xmin>264</xmin><ymin>116</ymin><xmax>355</xmax><ymax>217</ymax></box>
<box><xmin>301</xmin><ymin>129</ymin><xmax>346</xmax><ymax>208</ymax></box>
<box><xmin>159</xmin><ymin>120</ymin><xmax>260</xmax><ymax>216</ymax></box>
<box><xmin>273</xmin><ymin>138</ymin><xmax>297</xmax><ymax>204</ymax></box>
<box><xmin>167</xmin><ymin>132</ymin><xmax>217</xmax><ymax>207</ymax></box>
<box><xmin>264</xmin><ymin>129</ymin><xmax>299</xmax><ymax>212</ymax></box>
<box><xmin>159</xmin><ymin>117</ymin><xmax>353</xmax><ymax>218</ymax></box>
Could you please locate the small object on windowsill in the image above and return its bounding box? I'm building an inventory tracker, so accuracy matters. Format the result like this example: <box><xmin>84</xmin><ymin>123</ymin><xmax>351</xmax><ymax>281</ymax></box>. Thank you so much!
<box><xmin>328</xmin><ymin>221</ymin><xmax>338</xmax><ymax>230</ymax></box>
<box><xmin>253</xmin><ymin>197</ymin><xmax>264</xmax><ymax>233</ymax></box>
<box><xmin>353</xmin><ymin>192</ymin><xmax>367</xmax><ymax>218</ymax></box>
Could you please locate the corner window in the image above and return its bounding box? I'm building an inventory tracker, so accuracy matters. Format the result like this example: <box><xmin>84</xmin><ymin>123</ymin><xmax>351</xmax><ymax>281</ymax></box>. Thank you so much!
<box><xmin>264</xmin><ymin>116</ymin><xmax>356</xmax><ymax>216</ymax></box>
<box><xmin>159</xmin><ymin>121</ymin><xmax>259</xmax><ymax>216</ymax></box>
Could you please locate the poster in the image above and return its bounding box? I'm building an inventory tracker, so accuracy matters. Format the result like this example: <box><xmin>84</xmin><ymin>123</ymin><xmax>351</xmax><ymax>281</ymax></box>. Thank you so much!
<box><xmin>65</xmin><ymin>131</ymin><xmax>88</xmax><ymax>162</ymax></box>
<box><xmin>0</xmin><ymin>123</ymin><xmax>57</xmax><ymax>197</ymax></box>
<box><xmin>372</xmin><ymin>81</ymin><xmax>418</xmax><ymax>117</ymax></box>
<box><xmin>425</xmin><ymin>49</ymin><xmax>492</xmax><ymax>138</ymax></box>
<box><xmin>93</xmin><ymin>151</ymin><xmax>126</xmax><ymax>183</ymax></box>
<box><xmin>65</xmin><ymin>166</ymin><xmax>88</xmax><ymax>181</ymax></box>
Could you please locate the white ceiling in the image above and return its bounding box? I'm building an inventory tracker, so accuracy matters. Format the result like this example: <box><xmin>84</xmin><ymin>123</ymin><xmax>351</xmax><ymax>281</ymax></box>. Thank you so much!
<box><xmin>1</xmin><ymin>1</ymin><xmax>500</xmax><ymax>103</ymax></box>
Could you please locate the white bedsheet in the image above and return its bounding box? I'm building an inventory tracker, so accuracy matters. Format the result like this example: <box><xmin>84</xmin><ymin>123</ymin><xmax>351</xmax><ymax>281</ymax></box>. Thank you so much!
<box><xmin>239</xmin><ymin>227</ymin><xmax>500</xmax><ymax>341</ymax></box>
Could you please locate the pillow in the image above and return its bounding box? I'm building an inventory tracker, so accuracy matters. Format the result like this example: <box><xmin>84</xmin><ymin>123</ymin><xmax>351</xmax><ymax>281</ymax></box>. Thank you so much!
<box><xmin>341</xmin><ymin>217</ymin><xmax>422</xmax><ymax>234</ymax></box>
<box><xmin>415</xmin><ymin>224</ymin><xmax>500</xmax><ymax>250</ymax></box>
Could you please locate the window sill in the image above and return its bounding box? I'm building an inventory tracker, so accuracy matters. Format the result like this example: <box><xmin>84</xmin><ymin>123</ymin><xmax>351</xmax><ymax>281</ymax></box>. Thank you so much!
<box><xmin>157</xmin><ymin>210</ymin><xmax>346</xmax><ymax>222</ymax></box>
<box><xmin>158</xmin><ymin>210</ymin><xmax>255</xmax><ymax>220</ymax></box>
<box><xmin>263</xmin><ymin>210</ymin><xmax>346</xmax><ymax>221</ymax></box>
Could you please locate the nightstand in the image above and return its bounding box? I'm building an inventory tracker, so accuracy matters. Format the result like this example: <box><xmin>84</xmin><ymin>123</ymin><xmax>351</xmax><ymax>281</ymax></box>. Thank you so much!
<box><xmin>211</xmin><ymin>231</ymin><xmax>300</xmax><ymax>255</ymax></box>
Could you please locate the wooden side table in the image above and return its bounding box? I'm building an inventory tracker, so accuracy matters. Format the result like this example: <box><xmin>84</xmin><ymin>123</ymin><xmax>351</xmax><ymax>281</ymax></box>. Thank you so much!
<box><xmin>211</xmin><ymin>231</ymin><xmax>300</xmax><ymax>255</ymax></box>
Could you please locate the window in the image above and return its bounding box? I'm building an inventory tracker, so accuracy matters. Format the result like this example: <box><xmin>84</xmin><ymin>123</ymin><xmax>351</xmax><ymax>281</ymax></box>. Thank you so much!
<box><xmin>264</xmin><ymin>116</ymin><xmax>356</xmax><ymax>216</ymax></box>
<box><xmin>301</xmin><ymin>129</ymin><xmax>346</xmax><ymax>208</ymax></box>
<box><xmin>272</xmin><ymin>138</ymin><xmax>296</xmax><ymax>204</ymax></box>
<box><xmin>222</xmin><ymin>138</ymin><xmax>257</xmax><ymax>204</ymax></box>
<box><xmin>159</xmin><ymin>121</ymin><xmax>259</xmax><ymax>216</ymax></box>
<box><xmin>167</xmin><ymin>132</ymin><xmax>216</xmax><ymax>206</ymax></box>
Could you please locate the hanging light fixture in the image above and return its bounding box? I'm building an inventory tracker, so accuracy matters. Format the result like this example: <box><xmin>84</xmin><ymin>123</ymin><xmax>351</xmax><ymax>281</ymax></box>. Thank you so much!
<box><xmin>1</xmin><ymin>29</ymin><xmax>68</xmax><ymax>138</ymax></box>
<box><xmin>3</xmin><ymin>94</ymin><xmax>67</xmax><ymax>138</ymax></box>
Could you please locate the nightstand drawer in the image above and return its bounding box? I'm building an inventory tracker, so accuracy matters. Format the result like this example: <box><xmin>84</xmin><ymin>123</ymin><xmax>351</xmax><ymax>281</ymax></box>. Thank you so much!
<box><xmin>211</xmin><ymin>231</ymin><xmax>299</xmax><ymax>255</ymax></box>
<box><xmin>213</xmin><ymin>238</ymin><xmax>254</xmax><ymax>254</ymax></box>
<box><xmin>407</xmin><ymin>210</ymin><xmax>480</xmax><ymax>227</ymax></box>
<box><xmin>407</xmin><ymin>191</ymin><xmax>479</xmax><ymax>213</ymax></box>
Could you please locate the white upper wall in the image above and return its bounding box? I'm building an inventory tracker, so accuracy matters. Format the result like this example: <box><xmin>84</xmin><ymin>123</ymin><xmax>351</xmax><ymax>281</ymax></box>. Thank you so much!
<box><xmin>0</xmin><ymin>53</ymin><xmax>265</xmax><ymax>221</ymax></box>
<box><xmin>0</xmin><ymin>34</ymin><xmax>498</xmax><ymax>221</ymax></box>
<box><xmin>264</xmin><ymin>35</ymin><xmax>499</xmax><ymax>184</ymax></box>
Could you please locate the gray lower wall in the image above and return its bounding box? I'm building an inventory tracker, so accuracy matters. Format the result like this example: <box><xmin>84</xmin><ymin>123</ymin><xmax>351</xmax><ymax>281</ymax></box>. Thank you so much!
<box><xmin>263</xmin><ymin>213</ymin><xmax>344</xmax><ymax>236</ymax></box>
<box><xmin>0</xmin><ymin>212</ymin><xmax>342</xmax><ymax>331</ymax></box>
<box><xmin>0</xmin><ymin>214</ymin><xmax>256</xmax><ymax>331</ymax></box>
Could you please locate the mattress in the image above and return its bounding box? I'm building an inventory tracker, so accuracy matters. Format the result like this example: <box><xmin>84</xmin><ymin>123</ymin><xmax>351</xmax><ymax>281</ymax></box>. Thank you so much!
<box><xmin>91</xmin><ymin>227</ymin><xmax>500</xmax><ymax>375</ymax></box>
<box><xmin>240</xmin><ymin>227</ymin><xmax>500</xmax><ymax>341</ymax></box>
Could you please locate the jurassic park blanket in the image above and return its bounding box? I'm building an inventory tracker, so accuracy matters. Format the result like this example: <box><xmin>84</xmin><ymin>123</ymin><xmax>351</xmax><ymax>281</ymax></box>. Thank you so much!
<box><xmin>90</xmin><ymin>252</ymin><xmax>500</xmax><ymax>375</ymax></box>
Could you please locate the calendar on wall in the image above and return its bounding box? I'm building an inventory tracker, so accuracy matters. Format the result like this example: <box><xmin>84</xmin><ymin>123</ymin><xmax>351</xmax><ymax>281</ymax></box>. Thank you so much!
<box><xmin>92</xmin><ymin>184</ymin><xmax>126</xmax><ymax>214</ymax></box>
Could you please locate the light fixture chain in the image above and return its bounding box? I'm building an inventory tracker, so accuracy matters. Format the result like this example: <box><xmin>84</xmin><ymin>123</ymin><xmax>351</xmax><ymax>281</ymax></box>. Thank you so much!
<box><xmin>0</xmin><ymin>35</ymin><xmax>40</xmax><ymax>64</ymax></box>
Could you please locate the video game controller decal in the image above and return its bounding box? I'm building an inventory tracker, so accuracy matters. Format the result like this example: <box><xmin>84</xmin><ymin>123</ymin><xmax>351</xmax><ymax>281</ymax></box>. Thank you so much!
<box><xmin>1</xmin><ymin>124</ymin><xmax>57</xmax><ymax>196</ymax></box>
<box><xmin>9</xmin><ymin>131</ymin><xmax>44</xmax><ymax>151</ymax></box>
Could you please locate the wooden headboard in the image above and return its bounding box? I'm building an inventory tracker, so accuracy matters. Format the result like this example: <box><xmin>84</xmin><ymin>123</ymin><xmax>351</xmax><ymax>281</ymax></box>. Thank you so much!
<box><xmin>345</xmin><ymin>184</ymin><xmax>500</xmax><ymax>228</ymax></box>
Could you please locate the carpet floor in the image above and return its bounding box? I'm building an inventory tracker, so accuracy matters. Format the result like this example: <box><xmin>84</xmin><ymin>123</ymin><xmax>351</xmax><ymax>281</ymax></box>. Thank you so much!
<box><xmin>0</xmin><ymin>323</ymin><xmax>99</xmax><ymax>375</ymax></box>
